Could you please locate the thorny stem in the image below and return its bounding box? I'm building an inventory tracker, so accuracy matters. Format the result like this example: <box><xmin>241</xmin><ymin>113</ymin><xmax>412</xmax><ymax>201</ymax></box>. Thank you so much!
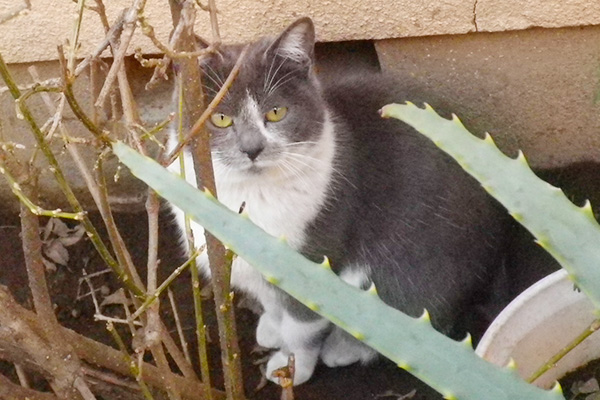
<box><xmin>169</xmin><ymin>1</ymin><xmax>245</xmax><ymax>397</ymax></box>
<box><xmin>130</xmin><ymin>247</ymin><xmax>202</xmax><ymax>321</ymax></box>
<box><xmin>527</xmin><ymin>318</ymin><xmax>600</xmax><ymax>383</ymax></box>
<box><xmin>0</xmin><ymin>159</ymin><xmax>85</xmax><ymax>220</ymax></box>
<box><xmin>58</xmin><ymin>46</ymin><xmax>112</xmax><ymax>146</ymax></box>
<box><xmin>0</xmin><ymin>52</ymin><xmax>144</xmax><ymax>297</ymax></box>
<box><xmin>95</xmin><ymin>153</ymin><xmax>146</xmax><ymax>293</ymax></box>
<box><xmin>107</xmin><ymin>322</ymin><xmax>155</xmax><ymax>400</ymax></box>
<box><xmin>3</xmin><ymin>174</ymin><xmax>80</xmax><ymax>219</ymax></box>
<box><xmin>68</xmin><ymin>0</ymin><xmax>86</xmax><ymax>74</ymax></box>
<box><xmin>175</xmin><ymin>70</ymin><xmax>214</xmax><ymax>397</ymax></box>
<box><xmin>19</xmin><ymin>176</ymin><xmax>58</xmax><ymax>322</ymax></box>
<box><xmin>168</xmin><ymin>288</ymin><xmax>192</xmax><ymax>364</ymax></box>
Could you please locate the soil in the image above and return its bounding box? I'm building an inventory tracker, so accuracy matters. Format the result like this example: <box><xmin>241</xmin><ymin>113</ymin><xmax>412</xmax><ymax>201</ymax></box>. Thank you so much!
<box><xmin>559</xmin><ymin>358</ymin><xmax>600</xmax><ymax>400</ymax></box>
<box><xmin>4</xmin><ymin>161</ymin><xmax>600</xmax><ymax>399</ymax></box>
<box><xmin>0</xmin><ymin>208</ymin><xmax>439</xmax><ymax>400</ymax></box>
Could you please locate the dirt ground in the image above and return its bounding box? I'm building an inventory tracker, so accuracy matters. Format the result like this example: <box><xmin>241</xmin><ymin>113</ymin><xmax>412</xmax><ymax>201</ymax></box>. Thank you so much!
<box><xmin>0</xmin><ymin>207</ymin><xmax>439</xmax><ymax>400</ymax></box>
<box><xmin>3</xmin><ymin>161</ymin><xmax>600</xmax><ymax>399</ymax></box>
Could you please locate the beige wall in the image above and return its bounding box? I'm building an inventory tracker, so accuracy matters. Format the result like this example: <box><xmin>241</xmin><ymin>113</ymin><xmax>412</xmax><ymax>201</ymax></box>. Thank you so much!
<box><xmin>377</xmin><ymin>25</ymin><xmax>600</xmax><ymax>168</ymax></box>
<box><xmin>2</xmin><ymin>1</ymin><xmax>600</xmax><ymax>63</ymax></box>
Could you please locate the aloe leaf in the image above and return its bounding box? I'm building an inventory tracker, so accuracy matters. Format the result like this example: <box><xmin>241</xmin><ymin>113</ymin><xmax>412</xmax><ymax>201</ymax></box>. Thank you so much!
<box><xmin>381</xmin><ymin>102</ymin><xmax>600</xmax><ymax>311</ymax></box>
<box><xmin>113</xmin><ymin>141</ymin><xmax>563</xmax><ymax>400</ymax></box>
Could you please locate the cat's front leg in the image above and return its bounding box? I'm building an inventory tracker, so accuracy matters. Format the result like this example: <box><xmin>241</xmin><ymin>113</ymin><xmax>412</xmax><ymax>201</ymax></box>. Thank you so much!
<box><xmin>256</xmin><ymin>309</ymin><xmax>283</xmax><ymax>349</ymax></box>
<box><xmin>265</xmin><ymin>312</ymin><xmax>330</xmax><ymax>385</ymax></box>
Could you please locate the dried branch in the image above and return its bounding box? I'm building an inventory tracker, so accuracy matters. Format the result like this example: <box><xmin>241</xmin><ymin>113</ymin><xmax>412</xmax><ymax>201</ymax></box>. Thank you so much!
<box><xmin>0</xmin><ymin>160</ymin><xmax>85</xmax><ymax>220</ymax></box>
<box><xmin>58</xmin><ymin>45</ymin><xmax>112</xmax><ymax>146</ymax></box>
<box><xmin>206</xmin><ymin>0</ymin><xmax>221</xmax><ymax>47</ymax></box>
<box><xmin>94</xmin><ymin>0</ymin><xmax>147</xmax><ymax>109</ymax></box>
<box><xmin>19</xmin><ymin>176</ymin><xmax>58</xmax><ymax>321</ymax></box>
<box><xmin>107</xmin><ymin>322</ymin><xmax>155</xmax><ymax>400</ymax></box>
<box><xmin>0</xmin><ymin>286</ymin><xmax>94</xmax><ymax>399</ymax></box>
<box><xmin>168</xmin><ymin>1</ymin><xmax>245</xmax><ymax>398</ymax></box>
<box><xmin>0</xmin><ymin>373</ymin><xmax>58</xmax><ymax>400</ymax></box>
<box><xmin>168</xmin><ymin>288</ymin><xmax>192</xmax><ymax>364</ymax></box>
<box><xmin>0</xmin><ymin>52</ymin><xmax>147</xmax><ymax>297</ymax></box>
<box><xmin>130</xmin><ymin>247</ymin><xmax>202</xmax><ymax>321</ymax></box>
<box><xmin>94</xmin><ymin>153</ymin><xmax>146</xmax><ymax>292</ymax></box>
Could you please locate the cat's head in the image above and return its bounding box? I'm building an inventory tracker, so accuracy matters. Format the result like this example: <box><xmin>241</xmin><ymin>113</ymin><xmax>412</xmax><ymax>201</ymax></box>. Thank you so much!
<box><xmin>200</xmin><ymin>18</ymin><xmax>330</xmax><ymax>179</ymax></box>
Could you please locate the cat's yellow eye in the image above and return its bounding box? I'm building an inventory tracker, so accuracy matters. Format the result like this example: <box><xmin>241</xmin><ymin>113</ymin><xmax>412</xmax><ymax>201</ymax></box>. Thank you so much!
<box><xmin>210</xmin><ymin>112</ymin><xmax>233</xmax><ymax>128</ymax></box>
<box><xmin>265</xmin><ymin>106</ymin><xmax>288</xmax><ymax>122</ymax></box>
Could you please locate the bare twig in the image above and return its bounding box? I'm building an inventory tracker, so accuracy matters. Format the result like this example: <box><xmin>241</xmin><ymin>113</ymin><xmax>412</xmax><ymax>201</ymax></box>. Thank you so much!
<box><xmin>19</xmin><ymin>177</ymin><xmax>58</xmax><ymax>321</ymax></box>
<box><xmin>14</xmin><ymin>363</ymin><xmax>31</xmax><ymax>389</ymax></box>
<box><xmin>168</xmin><ymin>2</ymin><xmax>246</xmax><ymax>398</ymax></box>
<box><xmin>207</xmin><ymin>0</ymin><xmax>221</xmax><ymax>47</ymax></box>
<box><xmin>94</xmin><ymin>0</ymin><xmax>147</xmax><ymax>109</ymax></box>
<box><xmin>139</xmin><ymin>16</ymin><xmax>216</xmax><ymax>59</ymax></box>
<box><xmin>68</xmin><ymin>0</ymin><xmax>86</xmax><ymax>74</ymax></box>
<box><xmin>145</xmin><ymin>189</ymin><xmax>161</xmax><ymax>347</ymax></box>
<box><xmin>0</xmin><ymin>160</ymin><xmax>85</xmax><ymax>220</ymax></box>
<box><xmin>0</xmin><ymin>286</ymin><xmax>95</xmax><ymax>399</ymax></box>
<box><xmin>168</xmin><ymin>288</ymin><xmax>192</xmax><ymax>364</ymax></box>
<box><xmin>130</xmin><ymin>247</ymin><xmax>202</xmax><ymax>321</ymax></box>
<box><xmin>171</xmin><ymin>48</ymin><xmax>213</xmax><ymax>395</ymax></box>
<box><xmin>0</xmin><ymin>285</ymin><xmax>223</xmax><ymax>399</ymax></box>
<box><xmin>0</xmin><ymin>53</ymin><xmax>147</xmax><ymax>298</ymax></box>
<box><xmin>0</xmin><ymin>373</ymin><xmax>58</xmax><ymax>400</ymax></box>
<box><xmin>527</xmin><ymin>318</ymin><xmax>600</xmax><ymax>383</ymax></box>
<box><xmin>273</xmin><ymin>354</ymin><xmax>295</xmax><ymax>400</ymax></box>
<box><xmin>107</xmin><ymin>322</ymin><xmax>156</xmax><ymax>400</ymax></box>
<box><xmin>94</xmin><ymin>153</ymin><xmax>146</xmax><ymax>292</ymax></box>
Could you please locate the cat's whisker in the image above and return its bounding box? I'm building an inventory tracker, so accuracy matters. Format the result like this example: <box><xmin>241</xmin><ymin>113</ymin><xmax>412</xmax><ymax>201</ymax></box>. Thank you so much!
<box><xmin>268</xmin><ymin>73</ymin><xmax>301</xmax><ymax>96</ymax></box>
<box><xmin>266</xmin><ymin>66</ymin><xmax>301</xmax><ymax>98</ymax></box>
<box><xmin>204</xmin><ymin>63</ymin><xmax>225</xmax><ymax>87</ymax></box>
<box><xmin>281</xmin><ymin>151</ymin><xmax>357</xmax><ymax>189</ymax></box>
<box><xmin>281</xmin><ymin>141</ymin><xmax>319</xmax><ymax>147</ymax></box>
<box><xmin>264</xmin><ymin>56</ymin><xmax>289</xmax><ymax>96</ymax></box>
<box><xmin>202</xmin><ymin>84</ymin><xmax>219</xmax><ymax>96</ymax></box>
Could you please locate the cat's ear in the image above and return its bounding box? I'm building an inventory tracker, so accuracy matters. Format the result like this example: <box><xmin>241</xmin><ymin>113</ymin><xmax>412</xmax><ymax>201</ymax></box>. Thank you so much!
<box><xmin>266</xmin><ymin>17</ymin><xmax>315</xmax><ymax>64</ymax></box>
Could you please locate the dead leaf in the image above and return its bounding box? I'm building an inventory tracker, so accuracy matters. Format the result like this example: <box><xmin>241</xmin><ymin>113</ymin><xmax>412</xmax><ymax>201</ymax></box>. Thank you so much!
<box><xmin>44</xmin><ymin>239</ymin><xmax>69</xmax><ymax>266</ymax></box>
<box><xmin>572</xmin><ymin>378</ymin><xmax>600</xmax><ymax>396</ymax></box>
<box><xmin>101</xmin><ymin>289</ymin><xmax>132</xmax><ymax>307</ymax></box>
<box><xmin>42</xmin><ymin>257</ymin><xmax>57</xmax><ymax>272</ymax></box>
<box><xmin>50</xmin><ymin>218</ymin><xmax>70</xmax><ymax>237</ymax></box>
<box><xmin>58</xmin><ymin>224</ymin><xmax>85</xmax><ymax>246</ymax></box>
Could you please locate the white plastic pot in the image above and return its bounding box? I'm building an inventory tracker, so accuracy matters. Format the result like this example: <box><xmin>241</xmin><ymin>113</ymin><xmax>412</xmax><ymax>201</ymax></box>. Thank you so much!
<box><xmin>475</xmin><ymin>270</ymin><xmax>600</xmax><ymax>389</ymax></box>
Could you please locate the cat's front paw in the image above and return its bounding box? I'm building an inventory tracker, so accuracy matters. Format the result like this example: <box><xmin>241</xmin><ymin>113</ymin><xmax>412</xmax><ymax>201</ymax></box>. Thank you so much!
<box><xmin>256</xmin><ymin>313</ymin><xmax>283</xmax><ymax>349</ymax></box>
<box><xmin>266</xmin><ymin>350</ymin><xmax>318</xmax><ymax>386</ymax></box>
<box><xmin>320</xmin><ymin>328</ymin><xmax>377</xmax><ymax>367</ymax></box>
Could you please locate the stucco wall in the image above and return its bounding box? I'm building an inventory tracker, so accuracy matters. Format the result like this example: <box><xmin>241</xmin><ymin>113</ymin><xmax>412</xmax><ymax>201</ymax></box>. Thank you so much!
<box><xmin>2</xmin><ymin>0</ymin><xmax>600</xmax><ymax>63</ymax></box>
<box><xmin>376</xmin><ymin>25</ymin><xmax>600</xmax><ymax>168</ymax></box>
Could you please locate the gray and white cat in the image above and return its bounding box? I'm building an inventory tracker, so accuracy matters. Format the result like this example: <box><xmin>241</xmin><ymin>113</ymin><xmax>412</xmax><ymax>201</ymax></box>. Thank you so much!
<box><xmin>169</xmin><ymin>17</ymin><xmax>531</xmax><ymax>385</ymax></box>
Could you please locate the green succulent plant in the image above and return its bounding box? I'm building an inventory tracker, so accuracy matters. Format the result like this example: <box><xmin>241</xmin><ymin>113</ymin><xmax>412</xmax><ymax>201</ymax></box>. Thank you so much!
<box><xmin>113</xmin><ymin>113</ymin><xmax>576</xmax><ymax>399</ymax></box>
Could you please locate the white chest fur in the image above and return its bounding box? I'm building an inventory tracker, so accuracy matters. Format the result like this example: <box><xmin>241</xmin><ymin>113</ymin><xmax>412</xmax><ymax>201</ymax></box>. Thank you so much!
<box><xmin>169</xmin><ymin>112</ymin><xmax>336</xmax><ymax>296</ymax></box>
